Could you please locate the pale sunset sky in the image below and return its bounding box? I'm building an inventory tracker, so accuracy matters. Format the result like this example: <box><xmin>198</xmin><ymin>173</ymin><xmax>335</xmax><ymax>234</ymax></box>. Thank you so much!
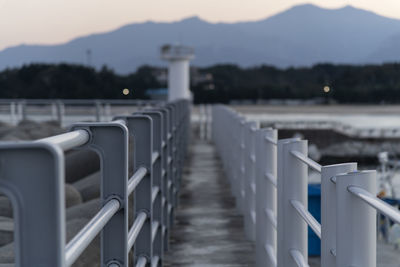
<box><xmin>1</xmin><ymin>0</ymin><xmax>400</xmax><ymax>51</ymax></box>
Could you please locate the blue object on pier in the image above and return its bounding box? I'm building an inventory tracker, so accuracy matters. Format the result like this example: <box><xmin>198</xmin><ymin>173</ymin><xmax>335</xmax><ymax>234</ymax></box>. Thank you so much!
<box><xmin>308</xmin><ymin>184</ymin><xmax>321</xmax><ymax>256</ymax></box>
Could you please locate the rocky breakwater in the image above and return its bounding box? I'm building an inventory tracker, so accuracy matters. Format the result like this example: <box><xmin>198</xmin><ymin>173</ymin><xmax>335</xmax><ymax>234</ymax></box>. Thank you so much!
<box><xmin>0</xmin><ymin>120</ymin><xmax>102</xmax><ymax>266</ymax></box>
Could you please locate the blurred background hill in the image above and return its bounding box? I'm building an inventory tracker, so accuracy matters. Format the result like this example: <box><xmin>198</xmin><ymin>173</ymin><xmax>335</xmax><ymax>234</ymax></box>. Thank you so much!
<box><xmin>2</xmin><ymin>4</ymin><xmax>400</xmax><ymax>73</ymax></box>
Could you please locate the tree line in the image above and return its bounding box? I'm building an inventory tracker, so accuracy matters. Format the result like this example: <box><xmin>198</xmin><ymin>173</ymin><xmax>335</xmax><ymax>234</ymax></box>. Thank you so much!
<box><xmin>192</xmin><ymin>63</ymin><xmax>400</xmax><ymax>104</ymax></box>
<box><xmin>2</xmin><ymin>63</ymin><xmax>400</xmax><ymax>104</ymax></box>
<box><xmin>0</xmin><ymin>64</ymin><xmax>156</xmax><ymax>99</ymax></box>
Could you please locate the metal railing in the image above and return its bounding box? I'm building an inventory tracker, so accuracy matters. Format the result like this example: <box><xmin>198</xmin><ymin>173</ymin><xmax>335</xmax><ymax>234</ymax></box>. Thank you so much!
<box><xmin>0</xmin><ymin>99</ymin><xmax>190</xmax><ymax>267</ymax></box>
<box><xmin>212</xmin><ymin>105</ymin><xmax>400</xmax><ymax>267</ymax></box>
<box><xmin>0</xmin><ymin>99</ymin><xmax>159</xmax><ymax>126</ymax></box>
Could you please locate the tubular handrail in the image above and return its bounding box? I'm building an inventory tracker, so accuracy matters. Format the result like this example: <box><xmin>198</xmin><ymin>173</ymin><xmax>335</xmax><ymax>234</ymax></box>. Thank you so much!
<box><xmin>152</xmin><ymin>186</ymin><xmax>160</xmax><ymax>203</ymax></box>
<box><xmin>290</xmin><ymin>200</ymin><xmax>321</xmax><ymax>239</ymax></box>
<box><xmin>290</xmin><ymin>249</ymin><xmax>310</xmax><ymax>267</ymax></box>
<box><xmin>265</xmin><ymin>244</ymin><xmax>277</xmax><ymax>267</ymax></box>
<box><xmin>128</xmin><ymin>212</ymin><xmax>148</xmax><ymax>250</ymax></box>
<box><xmin>65</xmin><ymin>198</ymin><xmax>121</xmax><ymax>266</ymax></box>
<box><xmin>265</xmin><ymin>172</ymin><xmax>277</xmax><ymax>188</ymax></box>
<box><xmin>265</xmin><ymin>136</ymin><xmax>277</xmax><ymax>146</ymax></box>
<box><xmin>152</xmin><ymin>221</ymin><xmax>160</xmax><ymax>242</ymax></box>
<box><xmin>152</xmin><ymin>256</ymin><xmax>160</xmax><ymax>267</ymax></box>
<box><xmin>112</xmin><ymin>119</ymin><xmax>127</xmax><ymax>126</ymax></box>
<box><xmin>37</xmin><ymin>129</ymin><xmax>90</xmax><ymax>151</ymax></box>
<box><xmin>136</xmin><ymin>256</ymin><xmax>147</xmax><ymax>267</ymax></box>
<box><xmin>348</xmin><ymin>186</ymin><xmax>400</xmax><ymax>224</ymax></box>
<box><xmin>128</xmin><ymin>167</ymin><xmax>148</xmax><ymax>195</ymax></box>
<box><xmin>290</xmin><ymin>150</ymin><xmax>322</xmax><ymax>172</ymax></box>
<box><xmin>265</xmin><ymin>208</ymin><xmax>277</xmax><ymax>229</ymax></box>
<box><xmin>152</xmin><ymin>151</ymin><xmax>160</xmax><ymax>164</ymax></box>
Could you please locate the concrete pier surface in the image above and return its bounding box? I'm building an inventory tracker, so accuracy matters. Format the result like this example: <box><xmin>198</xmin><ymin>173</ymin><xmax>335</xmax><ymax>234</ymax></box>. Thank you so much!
<box><xmin>164</xmin><ymin>138</ymin><xmax>255</xmax><ymax>266</ymax></box>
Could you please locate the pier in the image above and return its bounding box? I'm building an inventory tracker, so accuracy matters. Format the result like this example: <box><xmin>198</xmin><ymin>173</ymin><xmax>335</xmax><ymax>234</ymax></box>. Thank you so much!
<box><xmin>0</xmin><ymin>100</ymin><xmax>399</xmax><ymax>266</ymax></box>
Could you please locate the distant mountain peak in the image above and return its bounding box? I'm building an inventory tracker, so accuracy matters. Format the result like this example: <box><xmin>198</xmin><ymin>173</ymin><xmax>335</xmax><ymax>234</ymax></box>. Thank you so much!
<box><xmin>286</xmin><ymin>3</ymin><xmax>367</xmax><ymax>13</ymax></box>
<box><xmin>287</xmin><ymin>3</ymin><xmax>325</xmax><ymax>11</ymax></box>
<box><xmin>179</xmin><ymin>16</ymin><xmax>205</xmax><ymax>23</ymax></box>
<box><xmin>1</xmin><ymin>3</ymin><xmax>400</xmax><ymax>73</ymax></box>
<box><xmin>340</xmin><ymin>4</ymin><xmax>357</xmax><ymax>9</ymax></box>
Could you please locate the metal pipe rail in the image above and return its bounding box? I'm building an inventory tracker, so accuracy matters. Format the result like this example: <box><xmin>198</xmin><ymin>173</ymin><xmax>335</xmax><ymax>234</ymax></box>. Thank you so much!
<box><xmin>290</xmin><ymin>249</ymin><xmax>309</xmax><ymax>267</ymax></box>
<box><xmin>290</xmin><ymin>200</ymin><xmax>321</xmax><ymax>239</ymax></box>
<box><xmin>348</xmin><ymin>185</ymin><xmax>400</xmax><ymax>224</ymax></box>
<box><xmin>36</xmin><ymin>129</ymin><xmax>90</xmax><ymax>151</ymax></box>
<box><xmin>66</xmin><ymin>199</ymin><xmax>121</xmax><ymax>266</ymax></box>
<box><xmin>128</xmin><ymin>167</ymin><xmax>148</xmax><ymax>195</ymax></box>
<box><xmin>212</xmin><ymin>104</ymin><xmax>388</xmax><ymax>267</ymax></box>
<box><xmin>128</xmin><ymin>212</ymin><xmax>148</xmax><ymax>250</ymax></box>
<box><xmin>290</xmin><ymin>150</ymin><xmax>322</xmax><ymax>172</ymax></box>
<box><xmin>0</xmin><ymin>99</ymin><xmax>190</xmax><ymax>267</ymax></box>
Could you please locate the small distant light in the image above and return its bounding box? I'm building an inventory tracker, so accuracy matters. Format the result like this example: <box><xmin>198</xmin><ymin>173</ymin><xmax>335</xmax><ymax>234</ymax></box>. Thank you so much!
<box><xmin>122</xmin><ymin>88</ymin><xmax>130</xmax><ymax>95</ymax></box>
<box><xmin>323</xmin><ymin>86</ymin><xmax>330</xmax><ymax>93</ymax></box>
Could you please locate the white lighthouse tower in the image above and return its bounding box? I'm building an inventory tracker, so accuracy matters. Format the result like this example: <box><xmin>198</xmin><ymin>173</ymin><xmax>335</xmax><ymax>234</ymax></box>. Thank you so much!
<box><xmin>161</xmin><ymin>44</ymin><xmax>194</xmax><ymax>101</ymax></box>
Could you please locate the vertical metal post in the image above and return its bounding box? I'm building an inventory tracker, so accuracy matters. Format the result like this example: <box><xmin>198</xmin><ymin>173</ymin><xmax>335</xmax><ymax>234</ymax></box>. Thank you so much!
<box><xmin>244</xmin><ymin>121</ymin><xmax>258</xmax><ymax>241</ymax></box>
<box><xmin>230</xmin><ymin>113</ymin><xmax>240</xmax><ymax>200</ymax></box>
<box><xmin>168</xmin><ymin>103</ymin><xmax>178</xmax><ymax>210</ymax></box>
<box><xmin>10</xmin><ymin>102</ymin><xmax>16</xmax><ymax>125</ymax></box>
<box><xmin>256</xmin><ymin>128</ymin><xmax>277</xmax><ymax>267</ymax></box>
<box><xmin>105</xmin><ymin>103</ymin><xmax>112</xmax><ymax>121</ymax></box>
<box><xmin>321</xmin><ymin>163</ymin><xmax>357</xmax><ymax>267</ymax></box>
<box><xmin>18</xmin><ymin>101</ymin><xmax>27</xmax><ymax>121</ymax></box>
<box><xmin>141</xmin><ymin>111</ymin><xmax>163</xmax><ymax>265</ymax></box>
<box><xmin>165</xmin><ymin>105</ymin><xmax>175</xmax><ymax>228</ymax></box>
<box><xmin>95</xmin><ymin>100</ymin><xmax>102</xmax><ymax>122</ymax></box>
<box><xmin>207</xmin><ymin>104</ymin><xmax>212</xmax><ymax>141</ymax></box>
<box><xmin>277</xmin><ymin>139</ymin><xmax>308</xmax><ymax>267</ymax></box>
<box><xmin>56</xmin><ymin>101</ymin><xmax>64</xmax><ymax>126</ymax></box>
<box><xmin>122</xmin><ymin>115</ymin><xmax>154</xmax><ymax>264</ymax></box>
<box><xmin>336</xmin><ymin>171</ymin><xmax>377</xmax><ymax>267</ymax></box>
<box><xmin>51</xmin><ymin>102</ymin><xmax>57</xmax><ymax>120</ymax></box>
<box><xmin>0</xmin><ymin>143</ymin><xmax>65</xmax><ymax>266</ymax></box>
<box><xmin>158</xmin><ymin>107</ymin><xmax>170</xmax><ymax>251</ymax></box>
<box><xmin>237</xmin><ymin>120</ymin><xmax>246</xmax><ymax>214</ymax></box>
<box><xmin>71</xmin><ymin>121</ymin><xmax>129</xmax><ymax>266</ymax></box>
<box><xmin>199</xmin><ymin>104</ymin><xmax>205</xmax><ymax>140</ymax></box>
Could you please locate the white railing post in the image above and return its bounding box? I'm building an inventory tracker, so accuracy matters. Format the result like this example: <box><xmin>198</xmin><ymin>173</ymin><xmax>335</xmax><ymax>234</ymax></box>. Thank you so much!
<box><xmin>244</xmin><ymin>121</ymin><xmax>258</xmax><ymax>241</ymax></box>
<box><xmin>237</xmin><ymin>120</ymin><xmax>247</xmax><ymax>214</ymax></box>
<box><xmin>336</xmin><ymin>171</ymin><xmax>377</xmax><ymax>267</ymax></box>
<box><xmin>10</xmin><ymin>101</ymin><xmax>16</xmax><ymax>125</ymax></box>
<box><xmin>277</xmin><ymin>139</ymin><xmax>308</xmax><ymax>267</ymax></box>
<box><xmin>320</xmin><ymin>163</ymin><xmax>357</xmax><ymax>267</ymax></box>
<box><xmin>256</xmin><ymin>128</ymin><xmax>277</xmax><ymax>267</ymax></box>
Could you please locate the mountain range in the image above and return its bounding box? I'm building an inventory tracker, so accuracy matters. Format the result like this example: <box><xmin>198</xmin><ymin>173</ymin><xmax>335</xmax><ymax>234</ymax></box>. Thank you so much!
<box><xmin>2</xmin><ymin>4</ymin><xmax>400</xmax><ymax>73</ymax></box>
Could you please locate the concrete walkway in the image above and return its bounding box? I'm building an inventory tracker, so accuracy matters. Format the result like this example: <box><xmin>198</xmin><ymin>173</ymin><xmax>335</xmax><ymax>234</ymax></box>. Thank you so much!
<box><xmin>164</xmin><ymin>138</ymin><xmax>255</xmax><ymax>266</ymax></box>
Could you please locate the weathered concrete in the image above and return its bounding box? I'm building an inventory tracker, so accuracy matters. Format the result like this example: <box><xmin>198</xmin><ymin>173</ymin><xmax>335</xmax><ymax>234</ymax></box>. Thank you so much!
<box><xmin>72</xmin><ymin>172</ymin><xmax>100</xmax><ymax>202</ymax></box>
<box><xmin>164</xmin><ymin>139</ymin><xmax>255</xmax><ymax>266</ymax></box>
<box><xmin>65</xmin><ymin>149</ymin><xmax>100</xmax><ymax>183</ymax></box>
<box><xmin>65</xmin><ymin>184</ymin><xmax>83</xmax><ymax>208</ymax></box>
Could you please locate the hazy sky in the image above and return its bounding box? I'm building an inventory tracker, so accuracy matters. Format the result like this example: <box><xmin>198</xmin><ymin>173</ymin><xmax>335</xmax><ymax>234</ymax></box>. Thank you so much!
<box><xmin>1</xmin><ymin>0</ymin><xmax>400</xmax><ymax>51</ymax></box>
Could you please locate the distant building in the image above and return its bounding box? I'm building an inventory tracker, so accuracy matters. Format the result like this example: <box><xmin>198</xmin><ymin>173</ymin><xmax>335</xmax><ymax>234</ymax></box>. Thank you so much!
<box><xmin>145</xmin><ymin>88</ymin><xmax>168</xmax><ymax>100</ymax></box>
<box><xmin>161</xmin><ymin>44</ymin><xmax>194</xmax><ymax>101</ymax></box>
<box><xmin>152</xmin><ymin>66</ymin><xmax>214</xmax><ymax>88</ymax></box>
<box><xmin>190</xmin><ymin>67</ymin><xmax>213</xmax><ymax>86</ymax></box>
<box><xmin>151</xmin><ymin>68</ymin><xmax>168</xmax><ymax>85</ymax></box>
